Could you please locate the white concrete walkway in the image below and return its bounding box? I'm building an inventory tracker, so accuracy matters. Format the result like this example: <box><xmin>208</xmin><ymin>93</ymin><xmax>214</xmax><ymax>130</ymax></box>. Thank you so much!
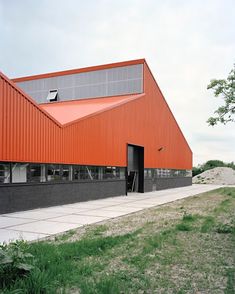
<box><xmin>0</xmin><ymin>184</ymin><xmax>225</xmax><ymax>244</ymax></box>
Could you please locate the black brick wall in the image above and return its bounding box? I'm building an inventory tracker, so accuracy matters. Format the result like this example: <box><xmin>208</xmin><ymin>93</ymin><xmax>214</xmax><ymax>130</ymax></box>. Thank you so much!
<box><xmin>0</xmin><ymin>178</ymin><xmax>192</xmax><ymax>214</ymax></box>
<box><xmin>0</xmin><ymin>180</ymin><xmax>126</xmax><ymax>214</ymax></box>
<box><xmin>144</xmin><ymin>177</ymin><xmax>192</xmax><ymax>192</ymax></box>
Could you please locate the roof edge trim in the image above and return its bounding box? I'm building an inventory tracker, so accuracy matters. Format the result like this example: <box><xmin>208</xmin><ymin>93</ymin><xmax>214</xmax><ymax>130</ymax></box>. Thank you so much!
<box><xmin>12</xmin><ymin>59</ymin><xmax>146</xmax><ymax>82</ymax></box>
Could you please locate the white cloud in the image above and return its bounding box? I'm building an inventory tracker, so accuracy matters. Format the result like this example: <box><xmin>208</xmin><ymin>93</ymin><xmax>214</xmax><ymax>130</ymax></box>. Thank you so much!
<box><xmin>0</xmin><ymin>0</ymin><xmax>234</xmax><ymax>165</ymax></box>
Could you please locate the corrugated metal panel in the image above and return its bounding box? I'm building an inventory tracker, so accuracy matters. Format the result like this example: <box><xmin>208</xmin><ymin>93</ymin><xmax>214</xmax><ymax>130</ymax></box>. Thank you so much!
<box><xmin>0</xmin><ymin>60</ymin><xmax>192</xmax><ymax>169</ymax></box>
<box><xmin>59</xmin><ymin>88</ymin><xmax>192</xmax><ymax>169</ymax></box>
<box><xmin>15</xmin><ymin>64</ymin><xmax>143</xmax><ymax>104</ymax></box>
<box><xmin>0</xmin><ymin>73</ymin><xmax>61</xmax><ymax>164</ymax></box>
<box><xmin>57</xmin><ymin>62</ymin><xmax>192</xmax><ymax>169</ymax></box>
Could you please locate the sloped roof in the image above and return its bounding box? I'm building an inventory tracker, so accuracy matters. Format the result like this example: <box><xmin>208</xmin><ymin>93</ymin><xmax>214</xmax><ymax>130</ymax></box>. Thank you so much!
<box><xmin>40</xmin><ymin>94</ymin><xmax>144</xmax><ymax>125</ymax></box>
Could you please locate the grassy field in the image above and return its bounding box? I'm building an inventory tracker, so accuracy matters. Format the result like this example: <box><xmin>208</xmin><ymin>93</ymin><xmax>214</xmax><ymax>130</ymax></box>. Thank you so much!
<box><xmin>1</xmin><ymin>187</ymin><xmax>235</xmax><ymax>294</ymax></box>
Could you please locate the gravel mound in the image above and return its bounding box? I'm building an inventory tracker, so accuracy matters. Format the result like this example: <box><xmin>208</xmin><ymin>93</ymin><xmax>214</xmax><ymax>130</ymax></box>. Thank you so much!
<box><xmin>193</xmin><ymin>167</ymin><xmax>235</xmax><ymax>185</ymax></box>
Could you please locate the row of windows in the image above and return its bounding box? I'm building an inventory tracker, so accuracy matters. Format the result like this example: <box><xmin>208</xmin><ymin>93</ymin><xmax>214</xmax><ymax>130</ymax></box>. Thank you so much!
<box><xmin>0</xmin><ymin>163</ymin><xmax>126</xmax><ymax>184</ymax></box>
<box><xmin>144</xmin><ymin>168</ymin><xmax>192</xmax><ymax>179</ymax></box>
<box><xmin>0</xmin><ymin>162</ymin><xmax>192</xmax><ymax>184</ymax></box>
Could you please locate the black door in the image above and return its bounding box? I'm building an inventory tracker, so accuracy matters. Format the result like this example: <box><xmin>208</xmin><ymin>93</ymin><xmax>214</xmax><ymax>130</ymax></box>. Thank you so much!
<box><xmin>127</xmin><ymin>145</ymin><xmax>144</xmax><ymax>193</ymax></box>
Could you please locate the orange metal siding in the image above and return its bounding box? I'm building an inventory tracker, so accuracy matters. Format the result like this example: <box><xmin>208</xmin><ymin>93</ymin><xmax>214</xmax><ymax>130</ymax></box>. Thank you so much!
<box><xmin>0</xmin><ymin>73</ymin><xmax>61</xmax><ymax>164</ymax></box>
<box><xmin>143</xmin><ymin>63</ymin><xmax>192</xmax><ymax>169</ymax></box>
<box><xmin>0</xmin><ymin>60</ymin><xmax>192</xmax><ymax>169</ymax></box>
<box><xmin>59</xmin><ymin>84</ymin><xmax>192</xmax><ymax>169</ymax></box>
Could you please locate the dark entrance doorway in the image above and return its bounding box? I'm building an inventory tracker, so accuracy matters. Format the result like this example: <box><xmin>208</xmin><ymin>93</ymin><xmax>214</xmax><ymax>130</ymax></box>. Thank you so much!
<box><xmin>127</xmin><ymin>144</ymin><xmax>144</xmax><ymax>193</ymax></box>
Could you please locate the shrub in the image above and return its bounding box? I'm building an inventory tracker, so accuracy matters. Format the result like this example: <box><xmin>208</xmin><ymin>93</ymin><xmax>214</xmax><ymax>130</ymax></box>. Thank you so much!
<box><xmin>182</xmin><ymin>214</ymin><xmax>197</xmax><ymax>222</ymax></box>
<box><xmin>200</xmin><ymin>216</ymin><xmax>215</xmax><ymax>233</ymax></box>
<box><xmin>192</xmin><ymin>167</ymin><xmax>204</xmax><ymax>177</ymax></box>
<box><xmin>176</xmin><ymin>223</ymin><xmax>191</xmax><ymax>231</ymax></box>
<box><xmin>0</xmin><ymin>240</ymin><xmax>34</xmax><ymax>287</ymax></box>
<box><xmin>216</xmin><ymin>223</ymin><xmax>234</xmax><ymax>234</ymax></box>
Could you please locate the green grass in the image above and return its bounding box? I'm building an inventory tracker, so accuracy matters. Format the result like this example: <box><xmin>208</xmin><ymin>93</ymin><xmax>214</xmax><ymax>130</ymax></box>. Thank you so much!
<box><xmin>175</xmin><ymin>222</ymin><xmax>192</xmax><ymax>231</ymax></box>
<box><xmin>216</xmin><ymin>223</ymin><xmax>235</xmax><ymax>234</ymax></box>
<box><xmin>201</xmin><ymin>216</ymin><xmax>215</xmax><ymax>233</ymax></box>
<box><xmin>225</xmin><ymin>268</ymin><xmax>235</xmax><ymax>294</ymax></box>
<box><xmin>175</xmin><ymin>213</ymin><xmax>200</xmax><ymax>231</ymax></box>
<box><xmin>1</xmin><ymin>187</ymin><xmax>235</xmax><ymax>293</ymax></box>
<box><xmin>182</xmin><ymin>213</ymin><xmax>199</xmax><ymax>222</ymax></box>
<box><xmin>53</xmin><ymin>229</ymin><xmax>76</xmax><ymax>242</ymax></box>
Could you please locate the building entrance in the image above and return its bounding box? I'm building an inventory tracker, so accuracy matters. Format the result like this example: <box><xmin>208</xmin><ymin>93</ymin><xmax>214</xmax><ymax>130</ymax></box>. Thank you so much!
<box><xmin>127</xmin><ymin>145</ymin><xmax>144</xmax><ymax>193</ymax></box>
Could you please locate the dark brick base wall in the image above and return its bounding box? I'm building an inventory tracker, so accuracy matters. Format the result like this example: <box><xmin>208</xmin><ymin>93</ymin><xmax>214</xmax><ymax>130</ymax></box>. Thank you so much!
<box><xmin>144</xmin><ymin>177</ymin><xmax>192</xmax><ymax>192</ymax></box>
<box><xmin>0</xmin><ymin>180</ymin><xmax>126</xmax><ymax>214</ymax></box>
<box><xmin>0</xmin><ymin>178</ymin><xmax>192</xmax><ymax>214</ymax></box>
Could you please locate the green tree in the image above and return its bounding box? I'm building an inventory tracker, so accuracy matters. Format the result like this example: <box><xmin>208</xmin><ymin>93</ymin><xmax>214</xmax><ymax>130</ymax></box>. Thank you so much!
<box><xmin>203</xmin><ymin>160</ymin><xmax>225</xmax><ymax>170</ymax></box>
<box><xmin>192</xmin><ymin>166</ymin><xmax>204</xmax><ymax>177</ymax></box>
<box><xmin>207</xmin><ymin>64</ymin><xmax>235</xmax><ymax>126</ymax></box>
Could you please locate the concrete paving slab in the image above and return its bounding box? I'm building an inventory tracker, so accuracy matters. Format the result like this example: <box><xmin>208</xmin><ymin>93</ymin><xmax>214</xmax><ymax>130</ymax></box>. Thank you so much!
<box><xmin>0</xmin><ymin>229</ymin><xmax>48</xmax><ymax>244</ymax></box>
<box><xmin>84</xmin><ymin>201</ymin><xmax>127</xmax><ymax>207</ymax></box>
<box><xmin>3</xmin><ymin>210</ymin><xmax>68</xmax><ymax>220</ymax></box>
<box><xmin>126</xmin><ymin>195</ymin><xmax>152</xmax><ymax>199</ymax></box>
<box><xmin>100</xmin><ymin>206</ymin><xmax>143</xmax><ymax>213</ymax></box>
<box><xmin>0</xmin><ymin>216</ymin><xmax>37</xmax><ymax>229</ymax></box>
<box><xmin>40</xmin><ymin>206</ymin><xmax>90</xmax><ymax>214</ymax></box>
<box><xmin>122</xmin><ymin>202</ymin><xmax>158</xmax><ymax>208</ymax></box>
<box><xmin>9</xmin><ymin>221</ymin><xmax>79</xmax><ymax>235</ymax></box>
<box><xmin>49</xmin><ymin>214</ymin><xmax>108</xmax><ymax>225</ymax></box>
<box><xmin>87</xmin><ymin>198</ymin><xmax>127</xmax><ymax>204</ymax></box>
<box><xmin>77</xmin><ymin>209</ymin><xmax>131</xmax><ymax>218</ymax></box>
<box><xmin>65</xmin><ymin>203</ymin><xmax>109</xmax><ymax>209</ymax></box>
<box><xmin>91</xmin><ymin>198</ymin><xmax>129</xmax><ymax>204</ymax></box>
<box><xmin>0</xmin><ymin>184</ymin><xmax>226</xmax><ymax>244</ymax></box>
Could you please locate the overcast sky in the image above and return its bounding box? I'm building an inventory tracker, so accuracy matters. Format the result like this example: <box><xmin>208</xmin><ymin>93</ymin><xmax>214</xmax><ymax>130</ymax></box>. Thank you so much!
<box><xmin>0</xmin><ymin>0</ymin><xmax>234</xmax><ymax>166</ymax></box>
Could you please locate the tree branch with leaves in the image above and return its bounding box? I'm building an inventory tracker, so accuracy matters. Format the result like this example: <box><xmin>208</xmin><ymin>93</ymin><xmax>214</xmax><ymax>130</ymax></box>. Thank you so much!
<box><xmin>207</xmin><ymin>64</ymin><xmax>235</xmax><ymax>126</ymax></box>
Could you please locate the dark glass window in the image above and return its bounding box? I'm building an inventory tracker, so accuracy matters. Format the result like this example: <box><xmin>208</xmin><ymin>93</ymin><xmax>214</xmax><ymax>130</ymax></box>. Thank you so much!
<box><xmin>73</xmin><ymin>166</ymin><xmax>125</xmax><ymax>181</ymax></box>
<box><xmin>98</xmin><ymin>166</ymin><xmax>104</xmax><ymax>180</ymax></box>
<box><xmin>73</xmin><ymin>166</ymin><xmax>90</xmax><ymax>180</ymax></box>
<box><xmin>88</xmin><ymin>166</ymin><xmax>99</xmax><ymax>180</ymax></box>
<box><xmin>155</xmin><ymin>169</ymin><xmax>161</xmax><ymax>178</ymax></box>
<box><xmin>0</xmin><ymin>162</ymin><xmax>128</xmax><ymax>184</ymax></box>
<box><xmin>119</xmin><ymin>167</ymin><xmax>126</xmax><ymax>180</ymax></box>
<box><xmin>12</xmin><ymin>163</ymin><xmax>28</xmax><ymax>183</ymax></box>
<box><xmin>103</xmin><ymin>167</ymin><xmax>111</xmax><ymax>179</ymax></box>
<box><xmin>144</xmin><ymin>169</ymin><xmax>148</xmax><ymax>179</ymax></box>
<box><xmin>82</xmin><ymin>166</ymin><xmax>91</xmax><ymax>180</ymax></box>
<box><xmin>146</xmin><ymin>168</ymin><xmax>192</xmax><ymax>178</ymax></box>
<box><xmin>0</xmin><ymin>163</ymin><xmax>10</xmax><ymax>184</ymax></box>
<box><xmin>144</xmin><ymin>169</ymin><xmax>152</xmax><ymax>179</ymax></box>
<box><xmin>28</xmin><ymin>164</ymin><xmax>42</xmax><ymax>182</ymax></box>
<box><xmin>61</xmin><ymin>165</ymin><xmax>70</xmax><ymax>181</ymax></box>
<box><xmin>47</xmin><ymin>164</ymin><xmax>61</xmax><ymax>181</ymax></box>
<box><xmin>73</xmin><ymin>166</ymin><xmax>79</xmax><ymax>180</ymax></box>
<box><xmin>179</xmin><ymin>170</ymin><xmax>185</xmax><ymax>177</ymax></box>
<box><xmin>107</xmin><ymin>166</ymin><xmax>125</xmax><ymax>179</ymax></box>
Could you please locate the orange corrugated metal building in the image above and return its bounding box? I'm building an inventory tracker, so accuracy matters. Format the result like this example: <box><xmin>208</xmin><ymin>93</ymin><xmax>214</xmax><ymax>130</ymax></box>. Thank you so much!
<box><xmin>0</xmin><ymin>59</ymin><xmax>192</xmax><ymax>213</ymax></box>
